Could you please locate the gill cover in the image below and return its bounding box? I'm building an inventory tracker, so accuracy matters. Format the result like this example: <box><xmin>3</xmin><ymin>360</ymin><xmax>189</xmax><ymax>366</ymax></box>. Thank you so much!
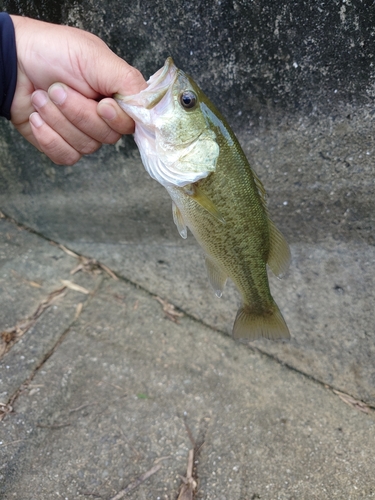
<box><xmin>115</xmin><ymin>57</ymin><xmax>219</xmax><ymax>188</ymax></box>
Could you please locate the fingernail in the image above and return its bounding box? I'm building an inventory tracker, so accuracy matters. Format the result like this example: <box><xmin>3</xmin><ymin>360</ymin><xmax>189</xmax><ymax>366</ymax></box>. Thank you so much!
<box><xmin>30</xmin><ymin>112</ymin><xmax>45</xmax><ymax>128</ymax></box>
<box><xmin>49</xmin><ymin>83</ymin><xmax>67</xmax><ymax>105</ymax></box>
<box><xmin>31</xmin><ymin>90</ymin><xmax>48</xmax><ymax>109</ymax></box>
<box><xmin>98</xmin><ymin>102</ymin><xmax>117</xmax><ymax>121</ymax></box>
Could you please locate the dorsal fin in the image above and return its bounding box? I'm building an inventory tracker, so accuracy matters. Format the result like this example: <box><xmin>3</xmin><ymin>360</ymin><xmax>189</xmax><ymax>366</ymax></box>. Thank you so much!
<box><xmin>252</xmin><ymin>169</ymin><xmax>267</xmax><ymax>206</ymax></box>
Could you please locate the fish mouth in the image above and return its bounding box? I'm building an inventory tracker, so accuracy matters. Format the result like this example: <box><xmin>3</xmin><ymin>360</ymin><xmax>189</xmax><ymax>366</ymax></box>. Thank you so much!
<box><xmin>114</xmin><ymin>57</ymin><xmax>177</xmax><ymax>110</ymax></box>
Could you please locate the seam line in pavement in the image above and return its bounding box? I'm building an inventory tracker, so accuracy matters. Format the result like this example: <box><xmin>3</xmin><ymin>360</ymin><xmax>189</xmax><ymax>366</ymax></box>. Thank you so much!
<box><xmin>1</xmin><ymin>210</ymin><xmax>373</xmax><ymax>417</ymax></box>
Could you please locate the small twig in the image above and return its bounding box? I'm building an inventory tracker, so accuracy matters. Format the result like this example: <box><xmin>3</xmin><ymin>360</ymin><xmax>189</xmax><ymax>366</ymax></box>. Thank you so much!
<box><xmin>333</xmin><ymin>389</ymin><xmax>370</xmax><ymax>414</ymax></box>
<box><xmin>177</xmin><ymin>449</ymin><xmax>197</xmax><ymax>500</ymax></box>
<box><xmin>177</xmin><ymin>415</ymin><xmax>210</xmax><ymax>499</ymax></box>
<box><xmin>100</xmin><ymin>262</ymin><xmax>118</xmax><ymax>280</ymax></box>
<box><xmin>10</xmin><ymin>270</ymin><xmax>42</xmax><ymax>288</ymax></box>
<box><xmin>0</xmin><ymin>402</ymin><xmax>13</xmax><ymax>421</ymax></box>
<box><xmin>184</xmin><ymin>418</ymin><xmax>196</xmax><ymax>448</ymax></box>
<box><xmin>0</xmin><ymin>284</ymin><xmax>67</xmax><ymax>357</ymax></box>
<box><xmin>61</xmin><ymin>245</ymin><xmax>118</xmax><ymax>281</ymax></box>
<box><xmin>59</xmin><ymin>244</ymin><xmax>80</xmax><ymax>258</ymax></box>
<box><xmin>37</xmin><ymin>422</ymin><xmax>72</xmax><ymax>429</ymax></box>
<box><xmin>154</xmin><ymin>296</ymin><xmax>184</xmax><ymax>323</ymax></box>
<box><xmin>68</xmin><ymin>401</ymin><xmax>97</xmax><ymax>414</ymax></box>
<box><xmin>0</xmin><ymin>439</ymin><xmax>25</xmax><ymax>447</ymax></box>
<box><xmin>110</xmin><ymin>461</ymin><xmax>167</xmax><ymax>500</ymax></box>
<box><xmin>154</xmin><ymin>455</ymin><xmax>171</xmax><ymax>464</ymax></box>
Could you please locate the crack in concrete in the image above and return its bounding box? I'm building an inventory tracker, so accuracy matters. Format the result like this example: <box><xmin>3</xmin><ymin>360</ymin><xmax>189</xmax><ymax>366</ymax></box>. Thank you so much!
<box><xmin>0</xmin><ymin>285</ymin><xmax>68</xmax><ymax>359</ymax></box>
<box><xmin>0</xmin><ymin>275</ymin><xmax>105</xmax><ymax>422</ymax></box>
<box><xmin>1</xmin><ymin>211</ymin><xmax>374</xmax><ymax>418</ymax></box>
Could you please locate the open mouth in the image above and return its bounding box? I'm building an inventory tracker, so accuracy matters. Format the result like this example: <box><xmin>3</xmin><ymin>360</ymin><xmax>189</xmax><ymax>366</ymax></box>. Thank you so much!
<box><xmin>114</xmin><ymin>57</ymin><xmax>177</xmax><ymax>110</ymax></box>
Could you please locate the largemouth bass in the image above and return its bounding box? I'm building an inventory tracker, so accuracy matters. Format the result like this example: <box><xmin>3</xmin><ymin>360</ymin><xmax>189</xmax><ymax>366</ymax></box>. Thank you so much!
<box><xmin>115</xmin><ymin>57</ymin><xmax>291</xmax><ymax>340</ymax></box>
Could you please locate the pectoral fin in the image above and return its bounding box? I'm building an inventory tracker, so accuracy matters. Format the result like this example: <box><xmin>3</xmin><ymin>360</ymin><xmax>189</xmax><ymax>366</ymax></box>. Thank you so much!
<box><xmin>183</xmin><ymin>184</ymin><xmax>225</xmax><ymax>224</ymax></box>
<box><xmin>205</xmin><ymin>256</ymin><xmax>227</xmax><ymax>298</ymax></box>
<box><xmin>267</xmin><ymin>220</ymin><xmax>291</xmax><ymax>278</ymax></box>
<box><xmin>172</xmin><ymin>202</ymin><xmax>187</xmax><ymax>239</ymax></box>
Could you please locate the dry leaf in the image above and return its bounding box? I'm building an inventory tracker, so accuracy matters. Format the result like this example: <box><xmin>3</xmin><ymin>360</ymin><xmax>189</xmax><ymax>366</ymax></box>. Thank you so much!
<box><xmin>60</xmin><ymin>280</ymin><xmax>90</xmax><ymax>294</ymax></box>
<box><xmin>28</xmin><ymin>281</ymin><xmax>42</xmax><ymax>288</ymax></box>
<box><xmin>74</xmin><ymin>302</ymin><xmax>83</xmax><ymax>320</ymax></box>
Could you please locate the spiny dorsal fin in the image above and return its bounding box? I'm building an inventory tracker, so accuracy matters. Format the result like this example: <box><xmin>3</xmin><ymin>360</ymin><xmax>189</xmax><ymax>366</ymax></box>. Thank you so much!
<box><xmin>267</xmin><ymin>220</ymin><xmax>291</xmax><ymax>278</ymax></box>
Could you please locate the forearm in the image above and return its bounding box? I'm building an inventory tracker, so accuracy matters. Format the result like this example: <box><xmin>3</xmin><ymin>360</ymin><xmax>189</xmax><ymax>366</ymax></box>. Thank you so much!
<box><xmin>0</xmin><ymin>12</ymin><xmax>17</xmax><ymax>120</ymax></box>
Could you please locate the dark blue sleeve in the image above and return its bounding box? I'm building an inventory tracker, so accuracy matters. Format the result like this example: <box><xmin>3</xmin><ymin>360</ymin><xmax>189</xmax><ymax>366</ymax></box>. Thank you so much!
<box><xmin>0</xmin><ymin>12</ymin><xmax>17</xmax><ymax>120</ymax></box>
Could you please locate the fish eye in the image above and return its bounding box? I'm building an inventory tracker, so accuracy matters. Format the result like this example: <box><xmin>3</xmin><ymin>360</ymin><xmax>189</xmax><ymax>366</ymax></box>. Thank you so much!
<box><xmin>179</xmin><ymin>90</ymin><xmax>197</xmax><ymax>109</ymax></box>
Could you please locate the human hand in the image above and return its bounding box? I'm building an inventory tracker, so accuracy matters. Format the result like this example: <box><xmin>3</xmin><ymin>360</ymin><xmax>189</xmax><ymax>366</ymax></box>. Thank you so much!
<box><xmin>10</xmin><ymin>15</ymin><xmax>147</xmax><ymax>165</ymax></box>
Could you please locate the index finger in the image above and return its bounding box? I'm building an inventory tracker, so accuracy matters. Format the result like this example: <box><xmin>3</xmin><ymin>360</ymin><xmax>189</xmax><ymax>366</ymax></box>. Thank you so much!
<box><xmin>47</xmin><ymin>83</ymin><xmax>124</xmax><ymax>144</ymax></box>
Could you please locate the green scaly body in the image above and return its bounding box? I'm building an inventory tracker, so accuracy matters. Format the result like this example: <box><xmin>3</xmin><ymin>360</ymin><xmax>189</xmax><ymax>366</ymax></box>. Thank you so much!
<box><xmin>116</xmin><ymin>58</ymin><xmax>290</xmax><ymax>340</ymax></box>
<box><xmin>167</xmin><ymin>86</ymin><xmax>290</xmax><ymax>339</ymax></box>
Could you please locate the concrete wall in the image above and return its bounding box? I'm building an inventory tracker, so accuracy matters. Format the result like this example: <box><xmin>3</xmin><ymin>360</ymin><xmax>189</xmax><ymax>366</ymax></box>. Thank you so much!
<box><xmin>1</xmin><ymin>0</ymin><xmax>375</xmax><ymax>405</ymax></box>
<box><xmin>1</xmin><ymin>0</ymin><xmax>375</xmax><ymax>244</ymax></box>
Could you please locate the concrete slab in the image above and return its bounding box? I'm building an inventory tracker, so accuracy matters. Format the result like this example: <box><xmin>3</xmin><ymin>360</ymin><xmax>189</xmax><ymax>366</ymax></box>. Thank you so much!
<box><xmin>71</xmin><ymin>234</ymin><xmax>375</xmax><ymax>408</ymax></box>
<box><xmin>1</xmin><ymin>110</ymin><xmax>375</xmax><ymax>408</ymax></box>
<box><xmin>1</xmin><ymin>222</ymin><xmax>374</xmax><ymax>499</ymax></box>
<box><xmin>0</xmin><ymin>218</ymin><xmax>76</xmax><ymax>331</ymax></box>
<box><xmin>1</xmin><ymin>1</ymin><xmax>375</xmax><ymax>496</ymax></box>
<box><xmin>0</xmin><ymin>218</ymin><xmax>103</xmax><ymax>403</ymax></box>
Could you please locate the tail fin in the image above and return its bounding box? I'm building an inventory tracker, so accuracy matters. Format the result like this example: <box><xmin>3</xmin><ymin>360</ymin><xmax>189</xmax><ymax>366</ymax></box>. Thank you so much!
<box><xmin>232</xmin><ymin>303</ymin><xmax>290</xmax><ymax>341</ymax></box>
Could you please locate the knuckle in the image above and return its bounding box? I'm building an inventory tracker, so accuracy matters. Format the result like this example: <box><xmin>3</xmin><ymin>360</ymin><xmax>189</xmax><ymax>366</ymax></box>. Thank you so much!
<box><xmin>32</xmin><ymin>124</ymin><xmax>81</xmax><ymax>166</ymax></box>
<box><xmin>62</xmin><ymin>153</ymin><xmax>82</xmax><ymax>166</ymax></box>
<box><xmin>70</xmin><ymin>107</ymin><xmax>91</xmax><ymax>129</ymax></box>
<box><xmin>101</xmin><ymin>129</ymin><xmax>121</xmax><ymax>145</ymax></box>
<box><xmin>41</xmin><ymin>138</ymin><xmax>80</xmax><ymax>166</ymax></box>
<box><xmin>77</xmin><ymin>140</ymin><xmax>101</xmax><ymax>155</ymax></box>
<box><xmin>48</xmin><ymin>148</ymin><xmax>81</xmax><ymax>166</ymax></box>
<box><xmin>126</xmin><ymin>66</ymin><xmax>144</xmax><ymax>85</ymax></box>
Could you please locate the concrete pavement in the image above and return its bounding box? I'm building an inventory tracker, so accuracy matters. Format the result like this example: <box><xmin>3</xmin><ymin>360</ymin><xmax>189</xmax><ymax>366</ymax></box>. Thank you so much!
<box><xmin>1</xmin><ymin>215</ymin><xmax>374</xmax><ymax>499</ymax></box>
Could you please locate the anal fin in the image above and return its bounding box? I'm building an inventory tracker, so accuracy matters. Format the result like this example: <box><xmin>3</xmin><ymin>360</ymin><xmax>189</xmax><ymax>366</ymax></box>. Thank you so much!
<box><xmin>205</xmin><ymin>256</ymin><xmax>227</xmax><ymax>298</ymax></box>
<box><xmin>267</xmin><ymin>220</ymin><xmax>291</xmax><ymax>278</ymax></box>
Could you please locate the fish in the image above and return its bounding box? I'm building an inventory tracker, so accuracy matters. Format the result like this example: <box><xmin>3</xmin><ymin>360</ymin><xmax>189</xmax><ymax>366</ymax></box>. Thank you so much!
<box><xmin>115</xmin><ymin>57</ymin><xmax>291</xmax><ymax>340</ymax></box>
